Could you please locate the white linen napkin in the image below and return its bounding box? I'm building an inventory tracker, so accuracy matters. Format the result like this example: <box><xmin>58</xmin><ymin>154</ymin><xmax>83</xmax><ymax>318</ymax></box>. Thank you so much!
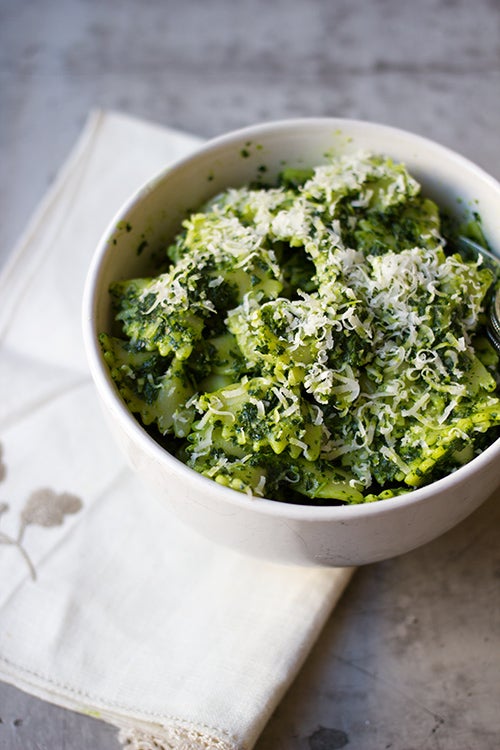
<box><xmin>0</xmin><ymin>111</ymin><xmax>354</xmax><ymax>750</ymax></box>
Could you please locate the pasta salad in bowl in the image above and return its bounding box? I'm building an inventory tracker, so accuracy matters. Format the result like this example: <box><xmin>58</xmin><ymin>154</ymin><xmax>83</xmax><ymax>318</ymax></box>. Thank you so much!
<box><xmin>83</xmin><ymin>119</ymin><xmax>500</xmax><ymax>565</ymax></box>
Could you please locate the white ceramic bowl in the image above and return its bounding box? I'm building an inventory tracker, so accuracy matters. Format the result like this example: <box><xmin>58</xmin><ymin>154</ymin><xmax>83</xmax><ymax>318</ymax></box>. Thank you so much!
<box><xmin>82</xmin><ymin>118</ymin><xmax>500</xmax><ymax>566</ymax></box>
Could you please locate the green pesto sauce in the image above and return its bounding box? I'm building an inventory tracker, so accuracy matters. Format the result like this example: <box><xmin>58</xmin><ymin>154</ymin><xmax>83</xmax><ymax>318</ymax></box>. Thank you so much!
<box><xmin>101</xmin><ymin>152</ymin><xmax>500</xmax><ymax>505</ymax></box>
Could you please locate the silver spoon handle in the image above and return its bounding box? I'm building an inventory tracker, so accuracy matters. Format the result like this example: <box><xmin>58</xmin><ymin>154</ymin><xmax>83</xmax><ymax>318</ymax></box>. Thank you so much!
<box><xmin>488</xmin><ymin>293</ymin><xmax>500</xmax><ymax>356</ymax></box>
<box><xmin>451</xmin><ymin>235</ymin><xmax>500</xmax><ymax>355</ymax></box>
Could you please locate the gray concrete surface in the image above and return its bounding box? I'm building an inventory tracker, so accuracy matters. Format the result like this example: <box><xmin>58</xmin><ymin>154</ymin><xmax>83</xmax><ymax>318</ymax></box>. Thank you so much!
<box><xmin>1</xmin><ymin>0</ymin><xmax>500</xmax><ymax>748</ymax></box>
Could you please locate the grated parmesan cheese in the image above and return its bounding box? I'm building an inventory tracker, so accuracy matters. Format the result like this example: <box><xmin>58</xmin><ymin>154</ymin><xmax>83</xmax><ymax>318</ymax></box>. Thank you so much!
<box><xmin>107</xmin><ymin>150</ymin><xmax>500</xmax><ymax>504</ymax></box>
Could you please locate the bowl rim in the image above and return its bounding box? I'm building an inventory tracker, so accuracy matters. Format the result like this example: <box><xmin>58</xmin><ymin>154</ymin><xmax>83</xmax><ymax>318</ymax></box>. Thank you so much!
<box><xmin>82</xmin><ymin>116</ymin><xmax>500</xmax><ymax>521</ymax></box>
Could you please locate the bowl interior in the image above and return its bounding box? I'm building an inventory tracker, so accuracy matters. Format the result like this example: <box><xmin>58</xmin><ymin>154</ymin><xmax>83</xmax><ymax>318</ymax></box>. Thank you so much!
<box><xmin>85</xmin><ymin>118</ymin><xmax>500</xmax><ymax>517</ymax></box>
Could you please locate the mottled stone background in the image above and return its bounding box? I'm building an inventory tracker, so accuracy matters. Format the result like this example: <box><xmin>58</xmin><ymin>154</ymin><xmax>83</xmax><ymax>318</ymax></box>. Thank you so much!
<box><xmin>1</xmin><ymin>0</ymin><xmax>499</xmax><ymax>748</ymax></box>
